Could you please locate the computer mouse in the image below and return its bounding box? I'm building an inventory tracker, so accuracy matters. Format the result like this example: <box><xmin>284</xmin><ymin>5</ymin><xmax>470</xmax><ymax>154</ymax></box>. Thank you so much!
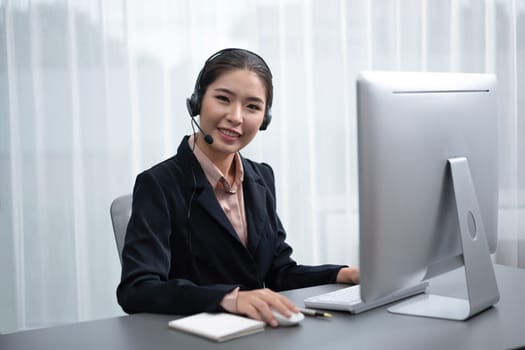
<box><xmin>271</xmin><ymin>309</ymin><xmax>305</xmax><ymax>326</ymax></box>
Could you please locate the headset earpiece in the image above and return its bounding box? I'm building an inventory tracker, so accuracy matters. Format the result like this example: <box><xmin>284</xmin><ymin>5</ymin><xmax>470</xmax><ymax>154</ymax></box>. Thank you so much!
<box><xmin>259</xmin><ymin>109</ymin><xmax>272</xmax><ymax>131</ymax></box>
<box><xmin>186</xmin><ymin>93</ymin><xmax>200</xmax><ymax>117</ymax></box>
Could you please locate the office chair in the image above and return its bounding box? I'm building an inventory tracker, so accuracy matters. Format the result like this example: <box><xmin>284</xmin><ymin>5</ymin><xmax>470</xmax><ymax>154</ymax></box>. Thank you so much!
<box><xmin>110</xmin><ymin>194</ymin><xmax>132</xmax><ymax>264</ymax></box>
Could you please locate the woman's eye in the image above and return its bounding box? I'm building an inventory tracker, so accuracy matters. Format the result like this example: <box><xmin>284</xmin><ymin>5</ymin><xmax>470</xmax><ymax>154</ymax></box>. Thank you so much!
<box><xmin>247</xmin><ymin>104</ymin><xmax>262</xmax><ymax>111</ymax></box>
<box><xmin>216</xmin><ymin>95</ymin><xmax>229</xmax><ymax>102</ymax></box>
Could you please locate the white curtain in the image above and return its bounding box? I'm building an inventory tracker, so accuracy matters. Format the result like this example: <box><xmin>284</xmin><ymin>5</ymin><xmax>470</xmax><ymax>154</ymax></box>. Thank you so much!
<box><xmin>1</xmin><ymin>0</ymin><xmax>523</xmax><ymax>333</ymax></box>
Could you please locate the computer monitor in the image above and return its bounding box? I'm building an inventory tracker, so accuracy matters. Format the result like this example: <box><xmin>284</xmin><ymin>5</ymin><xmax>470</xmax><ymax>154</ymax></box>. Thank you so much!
<box><xmin>356</xmin><ymin>71</ymin><xmax>499</xmax><ymax>320</ymax></box>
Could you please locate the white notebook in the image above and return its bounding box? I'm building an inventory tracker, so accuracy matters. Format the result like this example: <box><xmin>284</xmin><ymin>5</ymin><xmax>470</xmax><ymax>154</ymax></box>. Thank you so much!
<box><xmin>168</xmin><ymin>312</ymin><xmax>265</xmax><ymax>342</ymax></box>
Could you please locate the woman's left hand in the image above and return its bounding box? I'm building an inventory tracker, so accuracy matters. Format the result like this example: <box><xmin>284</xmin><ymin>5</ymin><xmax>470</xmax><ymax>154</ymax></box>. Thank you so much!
<box><xmin>336</xmin><ymin>267</ymin><xmax>360</xmax><ymax>284</ymax></box>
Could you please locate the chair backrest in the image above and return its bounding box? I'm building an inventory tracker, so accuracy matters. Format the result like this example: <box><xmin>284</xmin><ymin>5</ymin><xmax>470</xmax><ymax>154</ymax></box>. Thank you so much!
<box><xmin>110</xmin><ymin>194</ymin><xmax>132</xmax><ymax>264</ymax></box>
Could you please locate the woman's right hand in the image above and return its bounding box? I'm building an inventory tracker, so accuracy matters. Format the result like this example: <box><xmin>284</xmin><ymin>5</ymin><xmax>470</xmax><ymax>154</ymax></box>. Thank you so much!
<box><xmin>236</xmin><ymin>289</ymin><xmax>299</xmax><ymax>327</ymax></box>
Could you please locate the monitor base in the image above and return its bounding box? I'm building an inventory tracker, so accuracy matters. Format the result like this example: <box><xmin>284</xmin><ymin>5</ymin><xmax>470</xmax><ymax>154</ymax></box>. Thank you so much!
<box><xmin>388</xmin><ymin>157</ymin><xmax>499</xmax><ymax>321</ymax></box>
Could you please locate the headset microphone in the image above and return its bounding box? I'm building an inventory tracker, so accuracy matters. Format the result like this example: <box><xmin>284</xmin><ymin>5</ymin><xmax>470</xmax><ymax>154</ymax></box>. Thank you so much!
<box><xmin>186</xmin><ymin>98</ymin><xmax>214</xmax><ymax>145</ymax></box>
<box><xmin>194</xmin><ymin>119</ymin><xmax>214</xmax><ymax>145</ymax></box>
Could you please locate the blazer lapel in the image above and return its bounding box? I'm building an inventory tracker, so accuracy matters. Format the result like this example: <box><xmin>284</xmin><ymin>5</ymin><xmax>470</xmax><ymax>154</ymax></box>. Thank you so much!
<box><xmin>242</xmin><ymin>160</ymin><xmax>267</xmax><ymax>255</ymax></box>
<box><xmin>179</xmin><ymin>137</ymin><xmax>241</xmax><ymax>243</ymax></box>
<box><xmin>194</xmin><ymin>182</ymin><xmax>240</xmax><ymax>241</ymax></box>
<box><xmin>194</xmin><ymin>157</ymin><xmax>268</xmax><ymax>254</ymax></box>
<box><xmin>180</xmin><ymin>138</ymin><xmax>268</xmax><ymax>252</ymax></box>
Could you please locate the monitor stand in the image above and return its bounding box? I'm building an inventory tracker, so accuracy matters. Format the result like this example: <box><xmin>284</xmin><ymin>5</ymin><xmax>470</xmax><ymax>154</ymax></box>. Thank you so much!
<box><xmin>388</xmin><ymin>157</ymin><xmax>500</xmax><ymax>321</ymax></box>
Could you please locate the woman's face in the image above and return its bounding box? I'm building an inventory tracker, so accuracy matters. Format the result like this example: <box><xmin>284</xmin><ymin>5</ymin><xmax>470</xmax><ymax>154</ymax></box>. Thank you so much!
<box><xmin>198</xmin><ymin>68</ymin><xmax>267</xmax><ymax>159</ymax></box>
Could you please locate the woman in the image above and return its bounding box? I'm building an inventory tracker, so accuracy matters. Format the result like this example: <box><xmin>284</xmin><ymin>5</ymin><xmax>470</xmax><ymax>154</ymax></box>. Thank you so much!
<box><xmin>117</xmin><ymin>48</ymin><xmax>359</xmax><ymax>327</ymax></box>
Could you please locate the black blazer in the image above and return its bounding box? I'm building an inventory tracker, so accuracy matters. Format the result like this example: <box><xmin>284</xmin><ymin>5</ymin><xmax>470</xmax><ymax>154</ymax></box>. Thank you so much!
<box><xmin>117</xmin><ymin>136</ymin><xmax>344</xmax><ymax>315</ymax></box>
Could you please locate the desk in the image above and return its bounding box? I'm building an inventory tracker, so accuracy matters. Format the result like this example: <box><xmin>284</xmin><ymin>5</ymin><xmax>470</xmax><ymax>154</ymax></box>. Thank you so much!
<box><xmin>1</xmin><ymin>264</ymin><xmax>524</xmax><ymax>350</ymax></box>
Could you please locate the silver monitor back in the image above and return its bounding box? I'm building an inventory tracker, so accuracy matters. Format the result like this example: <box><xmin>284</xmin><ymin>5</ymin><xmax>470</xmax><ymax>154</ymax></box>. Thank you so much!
<box><xmin>357</xmin><ymin>71</ymin><xmax>498</xmax><ymax>302</ymax></box>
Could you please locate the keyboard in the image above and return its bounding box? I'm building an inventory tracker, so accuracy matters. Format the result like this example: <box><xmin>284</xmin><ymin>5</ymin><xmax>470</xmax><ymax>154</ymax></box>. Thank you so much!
<box><xmin>304</xmin><ymin>285</ymin><xmax>363</xmax><ymax>311</ymax></box>
<box><xmin>304</xmin><ymin>282</ymin><xmax>428</xmax><ymax>314</ymax></box>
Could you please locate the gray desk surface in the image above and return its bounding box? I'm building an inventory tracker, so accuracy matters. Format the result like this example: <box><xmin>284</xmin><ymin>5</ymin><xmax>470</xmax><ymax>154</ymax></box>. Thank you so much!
<box><xmin>1</xmin><ymin>264</ymin><xmax>524</xmax><ymax>350</ymax></box>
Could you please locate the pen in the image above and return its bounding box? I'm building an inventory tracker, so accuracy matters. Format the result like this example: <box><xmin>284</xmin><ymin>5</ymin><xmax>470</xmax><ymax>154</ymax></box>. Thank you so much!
<box><xmin>298</xmin><ymin>308</ymin><xmax>332</xmax><ymax>318</ymax></box>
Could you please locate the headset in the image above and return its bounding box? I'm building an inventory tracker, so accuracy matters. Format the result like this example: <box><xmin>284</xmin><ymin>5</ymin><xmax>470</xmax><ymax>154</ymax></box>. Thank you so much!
<box><xmin>186</xmin><ymin>48</ymin><xmax>273</xmax><ymax>132</ymax></box>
